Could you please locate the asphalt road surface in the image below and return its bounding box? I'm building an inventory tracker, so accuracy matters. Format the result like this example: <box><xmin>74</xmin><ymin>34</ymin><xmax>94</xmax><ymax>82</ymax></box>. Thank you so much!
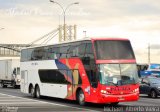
<box><xmin>0</xmin><ymin>87</ymin><xmax>160</xmax><ymax>112</ymax></box>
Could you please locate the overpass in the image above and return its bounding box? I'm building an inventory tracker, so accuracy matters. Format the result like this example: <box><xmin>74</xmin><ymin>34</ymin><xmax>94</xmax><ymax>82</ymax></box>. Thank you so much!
<box><xmin>0</xmin><ymin>44</ymin><xmax>30</xmax><ymax>57</ymax></box>
<box><xmin>0</xmin><ymin>25</ymin><xmax>77</xmax><ymax>57</ymax></box>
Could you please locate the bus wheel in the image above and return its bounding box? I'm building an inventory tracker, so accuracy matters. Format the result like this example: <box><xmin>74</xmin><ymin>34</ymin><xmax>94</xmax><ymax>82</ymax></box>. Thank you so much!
<box><xmin>35</xmin><ymin>86</ymin><xmax>41</xmax><ymax>99</ymax></box>
<box><xmin>78</xmin><ymin>90</ymin><xmax>86</xmax><ymax>106</ymax></box>
<box><xmin>30</xmin><ymin>86</ymin><xmax>36</xmax><ymax>98</ymax></box>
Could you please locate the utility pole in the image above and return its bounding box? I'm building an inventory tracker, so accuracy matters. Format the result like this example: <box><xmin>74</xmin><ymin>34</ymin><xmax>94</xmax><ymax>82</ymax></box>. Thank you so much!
<box><xmin>148</xmin><ymin>43</ymin><xmax>150</xmax><ymax>64</ymax></box>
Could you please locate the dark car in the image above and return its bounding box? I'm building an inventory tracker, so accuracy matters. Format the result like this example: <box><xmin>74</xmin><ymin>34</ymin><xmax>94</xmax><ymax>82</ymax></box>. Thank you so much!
<box><xmin>139</xmin><ymin>76</ymin><xmax>160</xmax><ymax>98</ymax></box>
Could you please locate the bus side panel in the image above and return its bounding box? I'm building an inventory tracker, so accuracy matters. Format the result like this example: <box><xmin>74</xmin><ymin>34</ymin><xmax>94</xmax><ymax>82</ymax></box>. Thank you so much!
<box><xmin>21</xmin><ymin>60</ymin><xmax>68</xmax><ymax>99</ymax></box>
<box><xmin>21</xmin><ymin>59</ymin><xmax>95</xmax><ymax>101</ymax></box>
<box><xmin>58</xmin><ymin>58</ymin><xmax>92</xmax><ymax>101</ymax></box>
<box><xmin>35</xmin><ymin>60</ymin><xmax>68</xmax><ymax>98</ymax></box>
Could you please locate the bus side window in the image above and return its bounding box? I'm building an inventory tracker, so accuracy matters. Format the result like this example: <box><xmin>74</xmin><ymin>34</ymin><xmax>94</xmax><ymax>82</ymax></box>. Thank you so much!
<box><xmin>73</xmin><ymin>47</ymin><xmax>79</xmax><ymax>57</ymax></box>
<box><xmin>80</xmin><ymin>42</ymin><xmax>98</xmax><ymax>88</ymax></box>
<box><xmin>38</xmin><ymin>69</ymin><xmax>70</xmax><ymax>84</ymax></box>
<box><xmin>28</xmin><ymin>48</ymin><xmax>34</xmax><ymax>61</ymax></box>
<box><xmin>59</xmin><ymin>46</ymin><xmax>70</xmax><ymax>58</ymax></box>
<box><xmin>21</xmin><ymin>49</ymin><xmax>28</xmax><ymax>62</ymax></box>
<box><xmin>78</xmin><ymin>43</ymin><xmax>90</xmax><ymax>65</ymax></box>
<box><xmin>31</xmin><ymin>47</ymin><xmax>46</xmax><ymax>60</ymax></box>
<box><xmin>47</xmin><ymin>47</ymin><xmax>59</xmax><ymax>60</ymax></box>
<box><xmin>86</xmin><ymin>70</ymin><xmax>98</xmax><ymax>88</ymax></box>
<box><xmin>55</xmin><ymin>47</ymin><xmax>60</xmax><ymax>59</ymax></box>
<box><xmin>68</xmin><ymin>44</ymin><xmax>79</xmax><ymax>58</ymax></box>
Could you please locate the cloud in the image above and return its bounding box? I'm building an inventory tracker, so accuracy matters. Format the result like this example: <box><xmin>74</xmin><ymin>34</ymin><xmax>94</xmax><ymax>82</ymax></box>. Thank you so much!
<box><xmin>0</xmin><ymin>0</ymin><xmax>160</xmax><ymax>63</ymax></box>
<box><xmin>25</xmin><ymin>0</ymin><xmax>160</xmax><ymax>64</ymax></box>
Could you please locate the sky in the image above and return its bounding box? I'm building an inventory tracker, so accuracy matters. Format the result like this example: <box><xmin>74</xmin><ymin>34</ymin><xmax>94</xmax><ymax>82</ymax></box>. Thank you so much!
<box><xmin>0</xmin><ymin>0</ymin><xmax>160</xmax><ymax>63</ymax></box>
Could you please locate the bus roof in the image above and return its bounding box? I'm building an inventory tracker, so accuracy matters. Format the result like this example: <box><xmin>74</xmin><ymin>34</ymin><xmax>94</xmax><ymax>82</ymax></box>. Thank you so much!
<box><xmin>22</xmin><ymin>37</ymin><xmax>129</xmax><ymax>50</ymax></box>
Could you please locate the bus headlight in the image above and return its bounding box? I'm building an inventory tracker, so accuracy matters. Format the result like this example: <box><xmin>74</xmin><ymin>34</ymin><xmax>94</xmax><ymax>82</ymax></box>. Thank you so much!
<box><xmin>133</xmin><ymin>88</ymin><xmax>139</xmax><ymax>93</ymax></box>
<box><xmin>101</xmin><ymin>90</ymin><xmax>107</xmax><ymax>94</ymax></box>
<box><xmin>100</xmin><ymin>90</ymin><xmax>111</xmax><ymax>95</ymax></box>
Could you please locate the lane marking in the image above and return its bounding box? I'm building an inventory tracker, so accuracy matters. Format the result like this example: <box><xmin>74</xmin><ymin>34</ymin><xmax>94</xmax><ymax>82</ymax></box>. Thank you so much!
<box><xmin>0</xmin><ymin>100</ymin><xmax>39</xmax><ymax>102</ymax></box>
<box><xmin>0</xmin><ymin>96</ymin><xmax>16</xmax><ymax>98</ymax></box>
<box><xmin>0</xmin><ymin>93</ymin><xmax>99</xmax><ymax>112</ymax></box>
<box><xmin>0</xmin><ymin>102</ymin><xmax>48</xmax><ymax>104</ymax></box>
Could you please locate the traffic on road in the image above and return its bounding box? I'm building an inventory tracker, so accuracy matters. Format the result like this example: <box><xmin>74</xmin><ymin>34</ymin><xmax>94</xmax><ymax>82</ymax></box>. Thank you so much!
<box><xmin>0</xmin><ymin>87</ymin><xmax>160</xmax><ymax>112</ymax></box>
<box><xmin>139</xmin><ymin>76</ymin><xmax>160</xmax><ymax>98</ymax></box>
<box><xmin>0</xmin><ymin>38</ymin><xmax>160</xmax><ymax>112</ymax></box>
<box><xmin>1</xmin><ymin>0</ymin><xmax>160</xmax><ymax>112</ymax></box>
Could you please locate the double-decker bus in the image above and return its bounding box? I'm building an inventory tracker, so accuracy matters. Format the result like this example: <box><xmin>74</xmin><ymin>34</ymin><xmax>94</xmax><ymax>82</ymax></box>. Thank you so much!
<box><xmin>20</xmin><ymin>38</ymin><xmax>139</xmax><ymax>105</ymax></box>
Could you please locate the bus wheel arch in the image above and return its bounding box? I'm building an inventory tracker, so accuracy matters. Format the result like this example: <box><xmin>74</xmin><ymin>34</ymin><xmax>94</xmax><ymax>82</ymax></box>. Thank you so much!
<box><xmin>76</xmin><ymin>88</ymin><xmax>86</xmax><ymax>106</ymax></box>
<box><xmin>29</xmin><ymin>83</ymin><xmax>35</xmax><ymax>98</ymax></box>
<box><xmin>29</xmin><ymin>83</ymin><xmax>33</xmax><ymax>93</ymax></box>
<box><xmin>35</xmin><ymin>84</ymin><xmax>41</xmax><ymax>98</ymax></box>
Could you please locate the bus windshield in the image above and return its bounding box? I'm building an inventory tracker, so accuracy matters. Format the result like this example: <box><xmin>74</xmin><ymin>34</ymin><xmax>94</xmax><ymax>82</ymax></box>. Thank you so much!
<box><xmin>99</xmin><ymin>64</ymin><xmax>139</xmax><ymax>86</ymax></box>
<box><xmin>94</xmin><ymin>40</ymin><xmax>135</xmax><ymax>60</ymax></box>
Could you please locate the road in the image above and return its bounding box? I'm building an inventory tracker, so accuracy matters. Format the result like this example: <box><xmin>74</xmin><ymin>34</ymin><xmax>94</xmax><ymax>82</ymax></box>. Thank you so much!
<box><xmin>0</xmin><ymin>87</ymin><xmax>160</xmax><ymax>112</ymax></box>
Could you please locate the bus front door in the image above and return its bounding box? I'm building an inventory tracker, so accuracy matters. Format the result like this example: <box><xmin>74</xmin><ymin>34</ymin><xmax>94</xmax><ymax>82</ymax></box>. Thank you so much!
<box><xmin>71</xmin><ymin>70</ymin><xmax>80</xmax><ymax>100</ymax></box>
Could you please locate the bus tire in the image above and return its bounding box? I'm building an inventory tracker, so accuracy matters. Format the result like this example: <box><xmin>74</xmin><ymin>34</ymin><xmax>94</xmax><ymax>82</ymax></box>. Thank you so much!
<box><xmin>77</xmin><ymin>89</ymin><xmax>86</xmax><ymax>106</ymax></box>
<box><xmin>35</xmin><ymin>85</ymin><xmax>41</xmax><ymax>99</ymax></box>
<box><xmin>30</xmin><ymin>86</ymin><xmax>36</xmax><ymax>98</ymax></box>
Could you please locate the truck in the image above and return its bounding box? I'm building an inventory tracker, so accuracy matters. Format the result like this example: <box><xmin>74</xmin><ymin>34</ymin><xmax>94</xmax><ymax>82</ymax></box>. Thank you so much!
<box><xmin>0</xmin><ymin>59</ymin><xmax>20</xmax><ymax>88</ymax></box>
<box><xmin>137</xmin><ymin>63</ymin><xmax>160</xmax><ymax>78</ymax></box>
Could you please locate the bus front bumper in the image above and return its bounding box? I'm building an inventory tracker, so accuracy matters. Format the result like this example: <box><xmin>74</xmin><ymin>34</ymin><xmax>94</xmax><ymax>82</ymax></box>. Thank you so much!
<box><xmin>97</xmin><ymin>93</ymin><xmax>139</xmax><ymax>103</ymax></box>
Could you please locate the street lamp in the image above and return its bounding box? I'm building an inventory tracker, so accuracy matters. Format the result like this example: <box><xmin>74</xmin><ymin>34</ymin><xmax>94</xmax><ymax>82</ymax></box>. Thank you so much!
<box><xmin>50</xmin><ymin>0</ymin><xmax>79</xmax><ymax>40</ymax></box>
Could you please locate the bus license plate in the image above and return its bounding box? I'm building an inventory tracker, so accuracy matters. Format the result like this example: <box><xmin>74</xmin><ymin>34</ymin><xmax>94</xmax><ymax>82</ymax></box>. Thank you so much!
<box><xmin>118</xmin><ymin>97</ymin><xmax>124</xmax><ymax>101</ymax></box>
